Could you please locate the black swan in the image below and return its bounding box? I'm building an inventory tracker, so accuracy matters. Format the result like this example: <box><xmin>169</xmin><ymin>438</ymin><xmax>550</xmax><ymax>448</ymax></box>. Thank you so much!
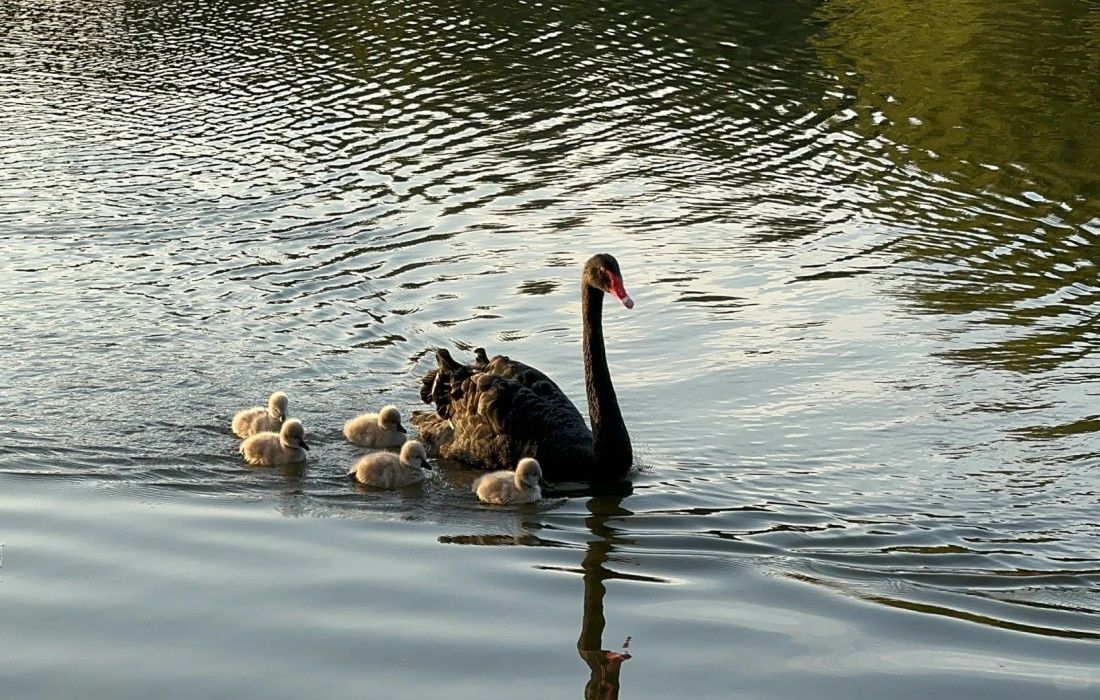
<box><xmin>412</xmin><ymin>253</ymin><xmax>634</xmax><ymax>482</ymax></box>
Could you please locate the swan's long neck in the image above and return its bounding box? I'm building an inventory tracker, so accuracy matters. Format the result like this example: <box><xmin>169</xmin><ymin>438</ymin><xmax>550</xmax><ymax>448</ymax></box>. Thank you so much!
<box><xmin>582</xmin><ymin>283</ymin><xmax>632</xmax><ymax>478</ymax></box>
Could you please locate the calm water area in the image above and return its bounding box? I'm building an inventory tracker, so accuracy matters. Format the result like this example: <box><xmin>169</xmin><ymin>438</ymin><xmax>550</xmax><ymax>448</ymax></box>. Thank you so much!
<box><xmin>2</xmin><ymin>0</ymin><xmax>1098</xmax><ymax>697</ymax></box>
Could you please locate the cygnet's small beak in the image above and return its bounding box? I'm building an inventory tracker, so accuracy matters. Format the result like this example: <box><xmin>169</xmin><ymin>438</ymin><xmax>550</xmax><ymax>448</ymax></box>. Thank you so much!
<box><xmin>397</xmin><ymin>424</ymin><xmax>407</xmax><ymax>434</ymax></box>
<box><xmin>422</xmin><ymin>459</ymin><xmax>433</xmax><ymax>471</ymax></box>
<box><xmin>300</xmin><ymin>441</ymin><xmax>310</xmax><ymax>451</ymax></box>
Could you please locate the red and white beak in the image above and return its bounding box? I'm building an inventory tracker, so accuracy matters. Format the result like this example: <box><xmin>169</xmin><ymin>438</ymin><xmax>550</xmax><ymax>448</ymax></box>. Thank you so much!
<box><xmin>608</xmin><ymin>273</ymin><xmax>634</xmax><ymax>310</ymax></box>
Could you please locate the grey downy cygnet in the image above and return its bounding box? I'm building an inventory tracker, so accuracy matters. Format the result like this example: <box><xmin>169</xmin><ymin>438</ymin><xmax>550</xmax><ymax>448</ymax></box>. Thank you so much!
<box><xmin>232</xmin><ymin>391</ymin><xmax>288</xmax><ymax>438</ymax></box>
<box><xmin>348</xmin><ymin>440</ymin><xmax>430</xmax><ymax>489</ymax></box>
<box><xmin>472</xmin><ymin>458</ymin><xmax>542</xmax><ymax>504</ymax></box>
<box><xmin>343</xmin><ymin>404</ymin><xmax>407</xmax><ymax>448</ymax></box>
<box><xmin>240</xmin><ymin>418</ymin><xmax>310</xmax><ymax>466</ymax></box>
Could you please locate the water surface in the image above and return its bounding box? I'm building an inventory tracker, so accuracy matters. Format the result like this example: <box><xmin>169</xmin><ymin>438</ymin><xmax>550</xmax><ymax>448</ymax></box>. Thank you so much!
<box><xmin>1</xmin><ymin>0</ymin><xmax>1098</xmax><ymax>697</ymax></box>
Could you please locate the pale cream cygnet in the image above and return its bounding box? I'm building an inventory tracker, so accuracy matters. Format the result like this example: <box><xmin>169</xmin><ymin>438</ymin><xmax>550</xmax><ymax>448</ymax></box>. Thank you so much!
<box><xmin>240</xmin><ymin>418</ymin><xmax>310</xmax><ymax>466</ymax></box>
<box><xmin>343</xmin><ymin>404</ymin><xmax>407</xmax><ymax>448</ymax></box>
<box><xmin>348</xmin><ymin>440</ymin><xmax>430</xmax><ymax>489</ymax></box>
<box><xmin>472</xmin><ymin>458</ymin><xmax>543</xmax><ymax>505</ymax></box>
<box><xmin>231</xmin><ymin>391</ymin><xmax>288</xmax><ymax>438</ymax></box>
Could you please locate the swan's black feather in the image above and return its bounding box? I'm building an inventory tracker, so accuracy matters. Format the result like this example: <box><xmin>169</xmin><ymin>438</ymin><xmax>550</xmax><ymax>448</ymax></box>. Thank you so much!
<box><xmin>412</xmin><ymin>352</ymin><xmax>594</xmax><ymax>479</ymax></box>
<box><xmin>412</xmin><ymin>253</ymin><xmax>633</xmax><ymax>482</ymax></box>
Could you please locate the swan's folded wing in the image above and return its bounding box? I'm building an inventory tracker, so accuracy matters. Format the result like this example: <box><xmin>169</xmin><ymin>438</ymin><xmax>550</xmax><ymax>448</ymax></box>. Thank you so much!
<box><xmin>420</xmin><ymin>351</ymin><xmax>478</xmax><ymax>419</ymax></box>
<box><xmin>414</xmin><ymin>350</ymin><xmax>594</xmax><ymax>475</ymax></box>
<box><xmin>437</xmin><ymin>373</ymin><xmax>531</xmax><ymax>469</ymax></box>
<box><xmin>439</xmin><ymin>372</ymin><xmax>592</xmax><ymax>471</ymax></box>
<box><xmin>481</xmin><ymin>355</ymin><xmax>586</xmax><ymax>422</ymax></box>
<box><xmin>419</xmin><ymin>369</ymin><xmax>438</xmax><ymax>405</ymax></box>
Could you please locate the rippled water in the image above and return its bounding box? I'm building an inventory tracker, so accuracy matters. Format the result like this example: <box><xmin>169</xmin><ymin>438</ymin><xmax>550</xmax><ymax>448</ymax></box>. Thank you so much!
<box><xmin>2</xmin><ymin>0</ymin><xmax>1098</xmax><ymax>697</ymax></box>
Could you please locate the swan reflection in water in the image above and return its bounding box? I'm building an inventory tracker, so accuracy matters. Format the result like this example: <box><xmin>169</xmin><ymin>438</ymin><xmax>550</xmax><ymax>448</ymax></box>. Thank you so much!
<box><xmin>576</xmin><ymin>495</ymin><xmax>635</xmax><ymax>700</ymax></box>
<box><xmin>440</xmin><ymin>492</ymin><xmax>638</xmax><ymax>699</ymax></box>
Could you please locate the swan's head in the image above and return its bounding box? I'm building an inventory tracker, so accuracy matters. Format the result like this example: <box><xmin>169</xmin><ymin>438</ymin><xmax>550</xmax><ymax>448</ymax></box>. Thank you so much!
<box><xmin>268</xmin><ymin>391</ymin><xmax>289</xmax><ymax>421</ymax></box>
<box><xmin>280</xmin><ymin>418</ymin><xmax>309</xmax><ymax>451</ymax></box>
<box><xmin>400</xmin><ymin>440</ymin><xmax>429</xmax><ymax>470</ymax></box>
<box><xmin>378</xmin><ymin>404</ymin><xmax>406</xmax><ymax>434</ymax></box>
<box><xmin>584</xmin><ymin>254</ymin><xmax>634</xmax><ymax>310</ymax></box>
<box><xmin>515</xmin><ymin>458</ymin><xmax>543</xmax><ymax>489</ymax></box>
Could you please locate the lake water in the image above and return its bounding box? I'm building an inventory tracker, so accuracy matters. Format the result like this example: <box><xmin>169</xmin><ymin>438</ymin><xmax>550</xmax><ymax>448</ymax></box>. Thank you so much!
<box><xmin>2</xmin><ymin>0</ymin><xmax>1098</xmax><ymax>697</ymax></box>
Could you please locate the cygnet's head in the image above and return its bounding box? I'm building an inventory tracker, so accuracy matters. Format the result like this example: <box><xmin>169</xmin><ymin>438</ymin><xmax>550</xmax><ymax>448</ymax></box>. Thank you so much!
<box><xmin>516</xmin><ymin>458</ymin><xmax>542</xmax><ymax>489</ymax></box>
<box><xmin>378</xmin><ymin>404</ymin><xmax>406</xmax><ymax>434</ymax></box>
<box><xmin>268</xmin><ymin>391</ymin><xmax>289</xmax><ymax>421</ymax></box>
<box><xmin>280</xmin><ymin>418</ymin><xmax>309</xmax><ymax>450</ymax></box>
<box><xmin>400</xmin><ymin>440</ymin><xmax>429</xmax><ymax>470</ymax></box>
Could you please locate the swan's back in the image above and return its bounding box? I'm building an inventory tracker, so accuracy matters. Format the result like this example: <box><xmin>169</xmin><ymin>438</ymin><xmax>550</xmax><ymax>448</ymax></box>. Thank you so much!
<box><xmin>414</xmin><ymin>350</ymin><xmax>593</xmax><ymax>478</ymax></box>
<box><xmin>482</xmin><ymin>355</ymin><xmax>585</xmax><ymax>422</ymax></box>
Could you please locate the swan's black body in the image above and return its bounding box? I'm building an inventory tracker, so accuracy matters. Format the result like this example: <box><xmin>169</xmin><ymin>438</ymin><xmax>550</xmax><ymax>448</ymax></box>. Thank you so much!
<box><xmin>412</xmin><ymin>254</ymin><xmax>633</xmax><ymax>482</ymax></box>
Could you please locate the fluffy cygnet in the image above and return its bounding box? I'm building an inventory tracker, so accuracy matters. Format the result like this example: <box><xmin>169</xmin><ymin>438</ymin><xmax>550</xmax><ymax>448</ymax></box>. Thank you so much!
<box><xmin>343</xmin><ymin>404</ymin><xmax>407</xmax><ymax>448</ymax></box>
<box><xmin>232</xmin><ymin>391</ymin><xmax>288</xmax><ymax>438</ymax></box>
<box><xmin>240</xmin><ymin>418</ymin><xmax>310</xmax><ymax>466</ymax></box>
<box><xmin>472</xmin><ymin>458</ymin><xmax>543</xmax><ymax>505</ymax></box>
<box><xmin>348</xmin><ymin>440</ymin><xmax>430</xmax><ymax>489</ymax></box>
